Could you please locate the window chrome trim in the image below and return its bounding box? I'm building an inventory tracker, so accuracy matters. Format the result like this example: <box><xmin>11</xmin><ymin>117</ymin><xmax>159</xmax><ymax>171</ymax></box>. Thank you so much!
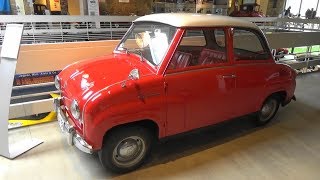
<box><xmin>165</xmin><ymin>65</ymin><xmax>232</xmax><ymax>76</ymax></box>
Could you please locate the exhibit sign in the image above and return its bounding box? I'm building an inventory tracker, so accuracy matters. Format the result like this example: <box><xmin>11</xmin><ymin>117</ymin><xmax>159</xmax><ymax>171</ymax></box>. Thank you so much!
<box><xmin>49</xmin><ymin>0</ymin><xmax>61</xmax><ymax>11</ymax></box>
<box><xmin>15</xmin><ymin>0</ymin><xmax>26</xmax><ymax>15</ymax></box>
<box><xmin>87</xmin><ymin>0</ymin><xmax>99</xmax><ymax>16</ymax></box>
<box><xmin>119</xmin><ymin>0</ymin><xmax>129</xmax><ymax>2</ymax></box>
<box><xmin>0</xmin><ymin>0</ymin><xmax>10</xmax><ymax>14</ymax></box>
<box><xmin>0</xmin><ymin>24</ymin><xmax>23</xmax><ymax>59</ymax></box>
<box><xmin>0</xmin><ymin>24</ymin><xmax>43</xmax><ymax>159</ymax></box>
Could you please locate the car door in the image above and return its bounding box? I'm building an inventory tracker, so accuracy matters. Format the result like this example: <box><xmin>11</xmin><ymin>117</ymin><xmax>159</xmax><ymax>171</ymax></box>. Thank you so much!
<box><xmin>231</xmin><ymin>28</ymin><xmax>277</xmax><ymax>116</ymax></box>
<box><xmin>164</xmin><ymin>28</ymin><xmax>238</xmax><ymax>136</ymax></box>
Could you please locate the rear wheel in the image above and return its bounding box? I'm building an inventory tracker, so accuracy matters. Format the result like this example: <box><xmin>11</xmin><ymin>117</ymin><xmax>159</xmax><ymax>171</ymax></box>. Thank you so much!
<box><xmin>99</xmin><ymin>126</ymin><xmax>153</xmax><ymax>173</ymax></box>
<box><xmin>256</xmin><ymin>96</ymin><xmax>280</xmax><ymax>126</ymax></box>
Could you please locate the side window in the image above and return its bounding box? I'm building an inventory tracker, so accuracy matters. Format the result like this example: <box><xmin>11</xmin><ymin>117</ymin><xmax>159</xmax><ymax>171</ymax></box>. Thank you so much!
<box><xmin>233</xmin><ymin>28</ymin><xmax>270</xmax><ymax>60</ymax></box>
<box><xmin>179</xmin><ymin>30</ymin><xmax>206</xmax><ymax>46</ymax></box>
<box><xmin>168</xmin><ymin>29</ymin><xmax>227</xmax><ymax>71</ymax></box>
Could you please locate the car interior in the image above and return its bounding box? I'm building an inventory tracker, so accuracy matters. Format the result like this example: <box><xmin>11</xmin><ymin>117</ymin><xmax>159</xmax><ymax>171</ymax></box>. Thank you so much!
<box><xmin>167</xmin><ymin>28</ymin><xmax>271</xmax><ymax>71</ymax></box>
<box><xmin>168</xmin><ymin>29</ymin><xmax>227</xmax><ymax>70</ymax></box>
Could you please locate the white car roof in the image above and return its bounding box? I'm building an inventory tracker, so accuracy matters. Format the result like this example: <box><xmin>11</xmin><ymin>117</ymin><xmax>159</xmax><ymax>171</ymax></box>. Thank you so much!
<box><xmin>134</xmin><ymin>13</ymin><xmax>259</xmax><ymax>30</ymax></box>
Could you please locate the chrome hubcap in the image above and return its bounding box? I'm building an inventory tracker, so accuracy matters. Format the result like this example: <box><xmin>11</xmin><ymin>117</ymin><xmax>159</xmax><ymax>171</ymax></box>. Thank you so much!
<box><xmin>260</xmin><ymin>99</ymin><xmax>277</xmax><ymax>122</ymax></box>
<box><xmin>112</xmin><ymin>136</ymin><xmax>145</xmax><ymax>168</ymax></box>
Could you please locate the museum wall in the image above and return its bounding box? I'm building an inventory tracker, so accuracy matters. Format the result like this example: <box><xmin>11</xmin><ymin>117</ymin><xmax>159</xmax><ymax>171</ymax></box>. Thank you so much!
<box><xmin>104</xmin><ymin>0</ymin><xmax>153</xmax><ymax>16</ymax></box>
<box><xmin>266</xmin><ymin>0</ymin><xmax>286</xmax><ymax>16</ymax></box>
<box><xmin>256</xmin><ymin>0</ymin><xmax>269</xmax><ymax>16</ymax></box>
<box><xmin>13</xmin><ymin>40</ymin><xmax>120</xmax><ymax>74</ymax></box>
<box><xmin>5</xmin><ymin>0</ymin><xmax>286</xmax><ymax>17</ymax></box>
<box><xmin>68</xmin><ymin>0</ymin><xmax>80</xmax><ymax>15</ymax></box>
<box><xmin>9</xmin><ymin>0</ymin><xmax>17</xmax><ymax>14</ymax></box>
<box><xmin>60</xmin><ymin>0</ymin><xmax>68</xmax><ymax>15</ymax></box>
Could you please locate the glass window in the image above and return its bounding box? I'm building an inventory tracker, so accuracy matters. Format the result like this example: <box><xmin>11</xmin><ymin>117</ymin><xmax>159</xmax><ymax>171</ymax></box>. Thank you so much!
<box><xmin>285</xmin><ymin>0</ymin><xmax>319</xmax><ymax>18</ymax></box>
<box><xmin>179</xmin><ymin>30</ymin><xmax>206</xmax><ymax>46</ymax></box>
<box><xmin>167</xmin><ymin>28</ymin><xmax>227</xmax><ymax>71</ymax></box>
<box><xmin>285</xmin><ymin>0</ymin><xmax>301</xmax><ymax>16</ymax></box>
<box><xmin>117</xmin><ymin>22</ymin><xmax>176</xmax><ymax>68</ymax></box>
<box><xmin>233</xmin><ymin>28</ymin><xmax>270</xmax><ymax>60</ymax></box>
<box><xmin>300</xmin><ymin>0</ymin><xmax>318</xmax><ymax>18</ymax></box>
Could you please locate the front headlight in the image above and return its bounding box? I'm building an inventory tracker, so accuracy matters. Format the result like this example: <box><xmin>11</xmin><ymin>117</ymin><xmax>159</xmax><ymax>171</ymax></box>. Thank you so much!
<box><xmin>55</xmin><ymin>76</ymin><xmax>61</xmax><ymax>90</ymax></box>
<box><xmin>71</xmin><ymin>100</ymin><xmax>82</xmax><ymax>122</ymax></box>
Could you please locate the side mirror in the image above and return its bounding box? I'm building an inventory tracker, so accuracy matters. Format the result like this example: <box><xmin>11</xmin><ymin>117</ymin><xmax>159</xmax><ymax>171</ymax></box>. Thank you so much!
<box><xmin>128</xmin><ymin>68</ymin><xmax>140</xmax><ymax>80</ymax></box>
<box><xmin>122</xmin><ymin>68</ymin><xmax>140</xmax><ymax>88</ymax></box>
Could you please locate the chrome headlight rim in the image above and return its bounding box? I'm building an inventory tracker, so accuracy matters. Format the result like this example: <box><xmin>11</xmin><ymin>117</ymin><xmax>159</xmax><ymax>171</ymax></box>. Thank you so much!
<box><xmin>54</xmin><ymin>76</ymin><xmax>61</xmax><ymax>90</ymax></box>
<box><xmin>71</xmin><ymin>100</ymin><xmax>82</xmax><ymax>122</ymax></box>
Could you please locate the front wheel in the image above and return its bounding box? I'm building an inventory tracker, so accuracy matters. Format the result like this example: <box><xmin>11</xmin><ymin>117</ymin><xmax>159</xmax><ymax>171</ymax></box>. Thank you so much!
<box><xmin>256</xmin><ymin>96</ymin><xmax>280</xmax><ymax>126</ymax></box>
<box><xmin>99</xmin><ymin>126</ymin><xmax>153</xmax><ymax>173</ymax></box>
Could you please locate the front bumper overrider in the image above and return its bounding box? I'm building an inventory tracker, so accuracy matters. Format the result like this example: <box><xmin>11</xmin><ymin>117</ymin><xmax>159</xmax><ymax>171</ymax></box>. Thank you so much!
<box><xmin>54</xmin><ymin>97</ymin><xmax>93</xmax><ymax>154</ymax></box>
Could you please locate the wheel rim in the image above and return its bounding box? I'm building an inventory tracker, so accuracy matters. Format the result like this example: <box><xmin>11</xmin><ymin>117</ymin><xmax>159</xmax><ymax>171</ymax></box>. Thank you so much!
<box><xmin>260</xmin><ymin>99</ymin><xmax>277</xmax><ymax>122</ymax></box>
<box><xmin>112</xmin><ymin>136</ymin><xmax>146</xmax><ymax>168</ymax></box>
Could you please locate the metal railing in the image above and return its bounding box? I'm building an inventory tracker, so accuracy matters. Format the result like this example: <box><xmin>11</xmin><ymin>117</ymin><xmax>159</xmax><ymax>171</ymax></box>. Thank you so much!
<box><xmin>0</xmin><ymin>15</ymin><xmax>137</xmax><ymax>44</ymax></box>
<box><xmin>1</xmin><ymin>15</ymin><xmax>320</xmax><ymax>45</ymax></box>
<box><xmin>9</xmin><ymin>82</ymin><xmax>57</xmax><ymax>119</ymax></box>
<box><xmin>275</xmin><ymin>47</ymin><xmax>320</xmax><ymax>73</ymax></box>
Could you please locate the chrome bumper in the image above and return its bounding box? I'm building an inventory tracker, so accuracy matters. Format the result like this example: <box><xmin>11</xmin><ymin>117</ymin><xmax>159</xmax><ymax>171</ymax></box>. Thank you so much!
<box><xmin>54</xmin><ymin>97</ymin><xmax>93</xmax><ymax>154</ymax></box>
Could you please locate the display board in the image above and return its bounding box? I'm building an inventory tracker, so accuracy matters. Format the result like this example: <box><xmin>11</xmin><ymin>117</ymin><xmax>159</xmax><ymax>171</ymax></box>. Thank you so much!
<box><xmin>49</xmin><ymin>0</ymin><xmax>61</xmax><ymax>11</ymax></box>
<box><xmin>1</xmin><ymin>24</ymin><xmax>24</xmax><ymax>59</ymax></box>
<box><xmin>87</xmin><ymin>0</ymin><xmax>99</xmax><ymax>16</ymax></box>
<box><xmin>0</xmin><ymin>24</ymin><xmax>43</xmax><ymax>159</ymax></box>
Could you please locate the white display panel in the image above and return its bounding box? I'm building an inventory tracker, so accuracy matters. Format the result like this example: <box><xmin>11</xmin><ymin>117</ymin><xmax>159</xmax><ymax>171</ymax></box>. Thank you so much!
<box><xmin>0</xmin><ymin>24</ymin><xmax>42</xmax><ymax>159</ymax></box>
<box><xmin>1</xmin><ymin>24</ymin><xmax>24</xmax><ymax>59</ymax></box>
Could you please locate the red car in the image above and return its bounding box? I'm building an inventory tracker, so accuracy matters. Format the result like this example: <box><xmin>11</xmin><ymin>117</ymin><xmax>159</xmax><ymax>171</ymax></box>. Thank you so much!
<box><xmin>54</xmin><ymin>13</ymin><xmax>296</xmax><ymax>173</ymax></box>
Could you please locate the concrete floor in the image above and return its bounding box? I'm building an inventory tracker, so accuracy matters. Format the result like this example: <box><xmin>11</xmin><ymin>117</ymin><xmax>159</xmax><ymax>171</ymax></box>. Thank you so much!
<box><xmin>1</xmin><ymin>72</ymin><xmax>320</xmax><ymax>180</ymax></box>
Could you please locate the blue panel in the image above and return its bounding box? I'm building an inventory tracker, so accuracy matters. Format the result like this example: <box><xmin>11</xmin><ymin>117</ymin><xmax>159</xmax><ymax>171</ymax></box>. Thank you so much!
<box><xmin>0</xmin><ymin>0</ymin><xmax>11</xmax><ymax>13</ymax></box>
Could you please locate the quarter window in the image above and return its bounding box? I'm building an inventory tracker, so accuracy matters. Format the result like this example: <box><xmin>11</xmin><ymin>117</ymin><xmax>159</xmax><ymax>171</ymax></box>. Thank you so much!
<box><xmin>233</xmin><ymin>28</ymin><xmax>270</xmax><ymax>60</ymax></box>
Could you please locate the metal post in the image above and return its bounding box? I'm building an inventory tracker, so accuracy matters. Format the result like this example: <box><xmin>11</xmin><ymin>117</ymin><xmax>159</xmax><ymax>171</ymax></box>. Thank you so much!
<box><xmin>299</xmin><ymin>0</ymin><xmax>303</xmax><ymax>16</ymax></box>
<box><xmin>31</xmin><ymin>22</ymin><xmax>36</xmax><ymax>44</ymax></box>
<box><xmin>283</xmin><ymin>0</ymin><xmax>287</xmax><ymax>16</ymax></box>
<box><xmin>86</xmin><ymin>22</ymin><xmax>90</xmax><ymax>41</ymax></box>
<box><xmin>110</xmin><ymin>22</ymin><xmax>113</xmax><ymax>40</ymax></box>
<box><xmin>60</xmin><ymin>22</ymin><xmax>64</xmax><ymax>42</ymax></box>
<box><xmin>0</xmin><ymin>23</ymin><xmax>4</xmax><ymax>43</ymax></box>
<box><xmin>305</xmin><ymin>45</ymin><xmax>312</xmax><ymax>72</ymax></box>
<box><xmin>316</xmin><ymin>0</ymin><xmax>320</xmax><ymax>15</ymax></box>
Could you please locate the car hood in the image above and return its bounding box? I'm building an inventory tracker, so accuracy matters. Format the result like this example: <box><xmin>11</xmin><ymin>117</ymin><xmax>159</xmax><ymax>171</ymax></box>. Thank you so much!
<box><xmin>59</xmin><ymin>53</ymin><xmax>154</xmax><ymax>102</ymax></box>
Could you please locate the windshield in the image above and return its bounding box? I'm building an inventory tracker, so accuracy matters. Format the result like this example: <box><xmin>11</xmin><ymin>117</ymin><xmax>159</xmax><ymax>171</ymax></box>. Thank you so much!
<box><xmin>117</xmin><ymin>22</ymin><xmax>177</xmax><ymax>68</ymax></box>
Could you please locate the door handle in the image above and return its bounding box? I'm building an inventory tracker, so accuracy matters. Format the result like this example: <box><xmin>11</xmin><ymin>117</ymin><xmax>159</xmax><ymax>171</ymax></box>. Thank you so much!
<box><xmin>222</xmin><ymin>74</ymin><xmax>236</xmax><ymax>78</ymax></box>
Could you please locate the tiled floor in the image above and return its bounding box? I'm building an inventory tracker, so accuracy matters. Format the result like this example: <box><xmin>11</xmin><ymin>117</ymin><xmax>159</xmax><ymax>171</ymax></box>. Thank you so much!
<box><xmin>1</xmin><ymin>72</ymin><xmax>320</xmax><ymax>180</ymax></box>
